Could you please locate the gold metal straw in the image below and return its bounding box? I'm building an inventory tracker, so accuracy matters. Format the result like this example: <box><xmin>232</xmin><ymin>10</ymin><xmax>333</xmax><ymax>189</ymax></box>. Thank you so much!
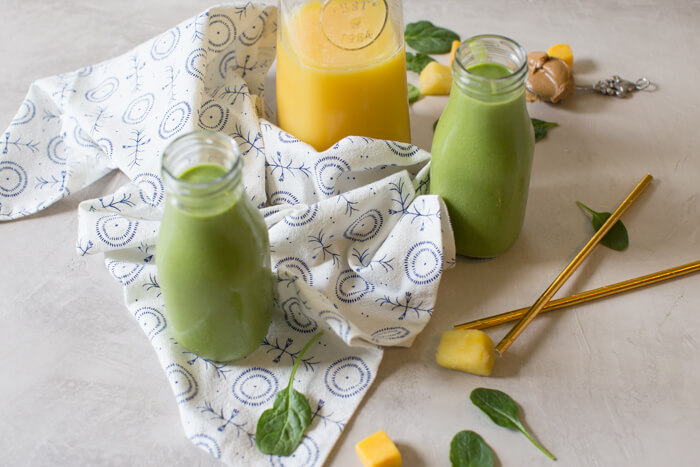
<box><xmin>495</xmin><ymin>174</ymin><xmax>653</xmax><ymax>356</ymax></box>
<box><xmin>454</xmin><ymin>260</ymin><xmax>700</xmax><ymax>330</ymax></box>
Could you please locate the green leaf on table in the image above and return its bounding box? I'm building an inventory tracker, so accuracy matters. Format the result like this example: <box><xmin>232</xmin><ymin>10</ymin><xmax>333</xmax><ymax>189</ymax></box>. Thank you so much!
<box><xmin>405</xmin><ymin>20</ymin><xmax>460</xmax><ymax>54</ymax></box>
<box><xmin>450</xmin><ymin>430</ymin><xmax>494</xmax><ymax>467</ymax></box>
<box><xmin>576</xmin><ymin>201</ymin><xmax>630</xmax><ymax>250</ymax></box>
<box><xmin>433</xmin><ymin>118</ymin><xmax>440</xmax><ymax>132</ymax></box>
<box><xmin>531</xmin><ymin>118</ymin><xmax>559</xmax><ymax>142</ymax></box>
<box><xmin>255</xmin><ymin>332</ymin><xmax>322</xmax><ymax>456</ymax></box>
<box><xmin>470</xmin><ymin>388</ymin><xmax>556</xmax><ymax>461</ymax></box>
<box><xmin>406</xmin><ymin>51</ymin><xmax>436</xmax><ymax>73</ymax></box>
<box><xmin>408</xmin><ymin>83</ymin><xmax>420</xmax><ymax>104</ymax></box>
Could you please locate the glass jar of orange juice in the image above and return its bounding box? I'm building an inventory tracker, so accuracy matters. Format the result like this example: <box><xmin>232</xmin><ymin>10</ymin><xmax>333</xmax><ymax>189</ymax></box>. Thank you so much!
<box><xmin>276</xmin><ymin>0</ymin><xmax>411</xmax><ymax>151</ymax></box>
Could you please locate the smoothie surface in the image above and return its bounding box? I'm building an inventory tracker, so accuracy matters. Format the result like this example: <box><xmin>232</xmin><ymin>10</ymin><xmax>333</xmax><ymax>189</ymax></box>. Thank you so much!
<box><xmin>178</xmin><ymin>163</ymin><xmax>226</xmax><ymax>183</ymax></box>
<box><xmin>467</xmin><ymin>62</ymin><xmax>511</xmax><ymax>79</ymax></box>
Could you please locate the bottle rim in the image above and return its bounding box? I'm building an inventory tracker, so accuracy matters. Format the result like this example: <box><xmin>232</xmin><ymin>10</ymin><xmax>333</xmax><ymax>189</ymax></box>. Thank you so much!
<box><xmin>452</xmin><ymin>34</ymin><xmax>528</xmax><ymax>97</ymax></box>
<box><xmin>161</xmin><ymin>130</ymin><xmax>243</xmax><ymax>198</ymax></box>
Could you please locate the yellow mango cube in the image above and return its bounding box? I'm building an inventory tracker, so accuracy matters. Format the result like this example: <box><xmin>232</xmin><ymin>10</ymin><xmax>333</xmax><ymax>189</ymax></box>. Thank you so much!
<box><xmin>547</xmin><ymin>44</ymin><xmax>574</xmax><ymax>68</ymax></box>
<box><xmin>435</xmin><ymin>329</ymin><xmax>495</xmax><ymax>376</ymax></box>
<box><xmin>449</xmin><ymin>39</ymin><xmax>461</xmax><ymax>65</ymax></box>
<box><xmin>355</xmin><ymin>430</ymin><xmax>402</xmax><ymax>467</ymax></box>
<box><xmin>419</xmin><ymin>61</ymin><xmax>452</xmax><ymax>95</ymax></box>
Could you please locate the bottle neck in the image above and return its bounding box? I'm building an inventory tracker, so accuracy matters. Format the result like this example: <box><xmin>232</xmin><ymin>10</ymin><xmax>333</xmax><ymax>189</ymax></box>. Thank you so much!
<box><xmin>452</xmin><ymin>34</ymin><xmax>528</xmax><ymax>103</ymax></box>
<box><xmin>162</xmin><ymin>130</ymin><xmax>244</xmax><ymax>216</ymax></box>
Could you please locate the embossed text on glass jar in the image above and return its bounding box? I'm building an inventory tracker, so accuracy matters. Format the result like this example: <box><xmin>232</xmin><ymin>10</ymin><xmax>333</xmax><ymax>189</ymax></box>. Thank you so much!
<box><xmin>276</xmin><ymin>0</ymin><xmax>411</xmax><ymax>151</ymax></box>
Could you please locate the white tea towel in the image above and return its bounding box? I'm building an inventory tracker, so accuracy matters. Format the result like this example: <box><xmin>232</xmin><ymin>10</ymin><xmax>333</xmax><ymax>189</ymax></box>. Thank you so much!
<box><xmin>1</xmin><ymin>3</ymin><xmax>455</xmax><ymax>466</ymax></box>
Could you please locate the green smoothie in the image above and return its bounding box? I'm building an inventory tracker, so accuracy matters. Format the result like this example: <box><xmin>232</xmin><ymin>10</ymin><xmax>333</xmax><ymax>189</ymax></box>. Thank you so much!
<box><xmin>157</xmin><ymin>163</ymin><xmax>273</xmax><ymax>362</ymax></box>
<box><xmin>431</xmin><ymin>59</ymin><xmax>534</xmax><ymax>258</ymax></box>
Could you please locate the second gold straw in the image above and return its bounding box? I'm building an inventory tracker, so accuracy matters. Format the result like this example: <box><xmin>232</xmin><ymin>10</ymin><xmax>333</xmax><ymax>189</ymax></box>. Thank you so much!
<box><xmin>455</xmin><ymin>259</ymin><xmax>700</xmax><ymax>330</ymax></box>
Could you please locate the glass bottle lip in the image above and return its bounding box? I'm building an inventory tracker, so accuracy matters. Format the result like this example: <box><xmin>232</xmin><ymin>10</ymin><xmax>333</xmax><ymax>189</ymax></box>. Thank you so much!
<box><xmin>452</xmin><ymin>34</ymin><xmax>528</xmax><ymax>98</ymax></box>
<box><xmin>161</xmin><ymin>130</ymin><xmax>243</xmax><ymax>198</ymax></box>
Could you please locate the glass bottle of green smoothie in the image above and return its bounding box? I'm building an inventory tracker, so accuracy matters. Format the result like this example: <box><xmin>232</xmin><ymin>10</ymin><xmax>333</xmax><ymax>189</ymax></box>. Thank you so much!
<box><xmin>157</xmin><ymin>130</ymin><xmax>273</xmax><ymax>362</ymax></box>
<box><xmin>431</xmin><ymin>35</ymin><xmax>534</xmax><ymax>258</ymax></box>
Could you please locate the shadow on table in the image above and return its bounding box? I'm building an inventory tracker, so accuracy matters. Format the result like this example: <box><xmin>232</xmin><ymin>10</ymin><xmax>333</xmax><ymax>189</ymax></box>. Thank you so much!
<box><xmin>394</xmin><ymin>441</ymin><xmax>427</xmax><ymax>466</ymax></box>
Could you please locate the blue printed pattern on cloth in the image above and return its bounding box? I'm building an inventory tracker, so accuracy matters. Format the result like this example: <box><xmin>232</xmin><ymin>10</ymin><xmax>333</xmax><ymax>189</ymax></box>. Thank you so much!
<box><xmin>1</xmin><ymin>3</ymin><xmax>455</xmax><ymax>466</ymax></box>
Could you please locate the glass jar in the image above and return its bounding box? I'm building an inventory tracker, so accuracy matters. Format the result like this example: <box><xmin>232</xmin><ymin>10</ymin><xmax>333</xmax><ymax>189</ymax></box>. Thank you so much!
<box><xmin>276</xmin><ymin>0</ymin><xmax>411</xmax><ymax>151</ymax></box>
<box><xmin>430</xmin><ymin>35</ymin><xmax>535</xmax><ymax>258</ymax></box>
<box><xmin>156</xmin><ymin>130</ymin><xmax>273</xmax><ymax>362</ymax></box>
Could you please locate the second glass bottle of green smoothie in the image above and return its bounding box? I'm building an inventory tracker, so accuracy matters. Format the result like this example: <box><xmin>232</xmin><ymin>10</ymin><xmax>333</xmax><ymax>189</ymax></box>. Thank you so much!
<box><xmin>157</xmin><ymin>130</ymin><xmax>273</xmax><ymax>362</ymax></box>
<box><xmin>431</xmin><ymin>35</ymin><xmax>534</xmax><ymax>258</ymax></box>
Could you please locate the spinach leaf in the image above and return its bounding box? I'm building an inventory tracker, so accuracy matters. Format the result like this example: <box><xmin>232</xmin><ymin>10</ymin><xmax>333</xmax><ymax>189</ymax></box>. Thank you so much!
<box><xmin>408</xmin><ymin>83</ymin><xmax>420</xmax><ymax>104</ymax></box>
<box><xmin>405</xmin><ymin>20</ymin><xmax>460</xmax><ymax>54</ymax></box>
<box><xmin>255</xmin><ymin>332</ymin><xmax>322</xmax><ymax>456</ymax></box>
<box><xmin>576</xmin><ymin>201</ymin><xmax>629</xmax><ymax>250</ymax></box>
<box><xmin>531</xmin><ymin>118</ymin><xmax>558</xmax><ymax>142</ymax></box>
<box><xmin>406</xmin><ymin>51</ymin><xmax>435</xmax><ymax>73</ymax></box>
<box><xmin>450</xmin><ymin>430</ymin><xmax>494</xmax><ymax>467</ymax></box>
<box><xmin>470</xmin><ymin>388</ymin><xmax>556</xmax><ymax>461</ymax></box>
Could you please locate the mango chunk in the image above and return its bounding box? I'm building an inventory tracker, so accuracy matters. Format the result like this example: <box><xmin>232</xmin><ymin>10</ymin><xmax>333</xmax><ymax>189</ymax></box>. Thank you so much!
<box><xmin>449</xmin><ymin>39</ymin><xmax>461</xmax><ymax>65</ymax></box>
<box><xmin>547</xmin><ymin>44</ymin><xmax>574</xmax><ymax>68</ymax></box>
<box><xmin>355</xmin><ymin>430</ymin><xmax>402</xmax><ymax>467</ymax></box>
<box><xmin>419</xmin><ymin>61</ymin><xmax>452</xmax><ymax>95</ymax></box>
<box><xmin>436</xmin><ymin>329</ymin><xmax>495</xmax><ymax>376</ymax></box>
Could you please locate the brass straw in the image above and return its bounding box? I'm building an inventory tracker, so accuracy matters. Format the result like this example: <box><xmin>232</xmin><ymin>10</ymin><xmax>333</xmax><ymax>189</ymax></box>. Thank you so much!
<box><xmin>454</xmin><ymin>260</ymin><xmax>700</xmax><ymax>330</ymax></box>
<box><xmin>495</xmin><ymin>174</ymin><xmax>653</xmax><ymax>356</ymax></box>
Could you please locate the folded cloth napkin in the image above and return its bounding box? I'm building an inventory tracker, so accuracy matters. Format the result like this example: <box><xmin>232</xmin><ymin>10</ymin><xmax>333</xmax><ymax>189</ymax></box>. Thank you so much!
<box><xmin>1</xmin><ymin>3</ymin><xmax>455</xmax><ymax>465</ymax></box>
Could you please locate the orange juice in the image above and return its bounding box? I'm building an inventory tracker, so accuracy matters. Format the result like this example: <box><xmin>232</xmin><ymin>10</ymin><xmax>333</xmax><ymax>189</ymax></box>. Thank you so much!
<box><xmin>276</xmin><ymin>0</ymin><xmax>411</xmax><ymax>151</ymax></box>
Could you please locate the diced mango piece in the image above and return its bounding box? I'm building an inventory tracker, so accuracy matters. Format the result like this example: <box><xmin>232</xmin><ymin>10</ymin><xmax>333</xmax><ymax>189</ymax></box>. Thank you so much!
<box><xmin>419</xmin><ymin>61</ymin><xmax>452</xmax><ymax>96</ymax></box>
<box><xmin>355</xmin><ymin>430</ymin><xmax>402</xmax><ymax>467</ymax></box>
<box><xmin>449</xmin><ymin>39</ymin><xmax>461</xmax><ymax>65</ymax></box>
<box><xmin>435</xmin><ymin>329</ymin><xmax>495</xmax><ymax>376</ymax></box>
<box><xmin>547</xmin><ymin>44</ymin><xmax>574</xmax><ymax>68</ymax></box>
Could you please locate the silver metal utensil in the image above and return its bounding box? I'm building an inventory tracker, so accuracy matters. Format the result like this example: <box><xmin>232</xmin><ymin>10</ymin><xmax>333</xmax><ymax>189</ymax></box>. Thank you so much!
<box><xmin>576</xmin><ymin>75</ymin><xmax>652</xmax><ymax>97</ymax></box>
